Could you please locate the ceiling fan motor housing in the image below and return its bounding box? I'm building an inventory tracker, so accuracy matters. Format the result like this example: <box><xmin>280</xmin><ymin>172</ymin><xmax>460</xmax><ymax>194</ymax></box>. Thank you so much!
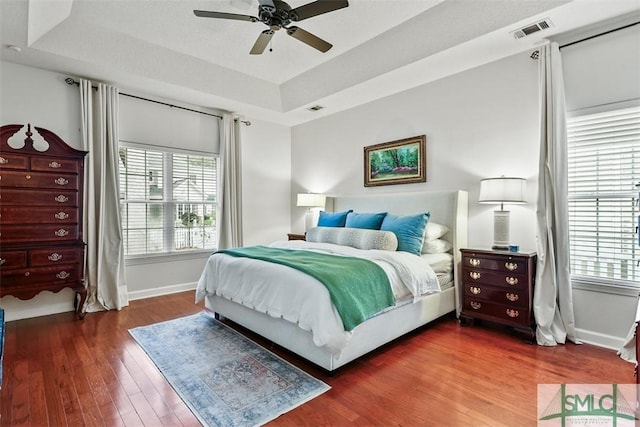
<box><xmin>259</xmin><ymin>0</ymin><xmax>294</xmax><ymax>30</ymax></box>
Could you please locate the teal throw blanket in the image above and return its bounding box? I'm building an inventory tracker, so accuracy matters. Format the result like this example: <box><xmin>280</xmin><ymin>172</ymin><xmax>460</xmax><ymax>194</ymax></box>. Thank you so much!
<box><xmin>218</xmin><ymin>246</ymin><xmax>395</xmax><ymax>331</ymax></box>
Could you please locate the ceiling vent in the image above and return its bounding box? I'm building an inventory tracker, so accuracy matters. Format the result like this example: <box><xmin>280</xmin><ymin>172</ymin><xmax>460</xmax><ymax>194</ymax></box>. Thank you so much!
<box><xmin>307</xmin><ymin>105</ymin><xmax>324</xmax><ymax>112</ymax></box>
<box><xmin>511</xmin><ymin>18</ymin><xmax>553</xmax><ymax>39</ymax></box>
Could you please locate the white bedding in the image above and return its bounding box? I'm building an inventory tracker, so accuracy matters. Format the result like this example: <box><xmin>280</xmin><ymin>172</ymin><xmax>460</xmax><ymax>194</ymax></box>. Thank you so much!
<box><xmin>195</xmin><ymin>240</ymin><xmax>440</xmax><ymax>354</ymax></box>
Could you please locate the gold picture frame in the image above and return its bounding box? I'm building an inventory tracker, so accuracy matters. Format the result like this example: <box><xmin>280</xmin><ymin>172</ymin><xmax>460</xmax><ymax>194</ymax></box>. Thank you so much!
<box><xmin>364</xmin><ymin>135</ymin><xmax>426</xmax><ymax>187</ymax></box>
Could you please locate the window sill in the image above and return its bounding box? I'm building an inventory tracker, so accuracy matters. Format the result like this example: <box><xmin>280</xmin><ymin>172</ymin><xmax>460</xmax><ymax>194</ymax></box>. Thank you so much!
<box><xmin>125</xmin><ymin>250</ymin><xmax>214</xmax><ymax>266</ymax></box>
<box><xmin>572</xmin><ymin>279</ymin><xmax>640</xmax><ymax>297</ymax></box>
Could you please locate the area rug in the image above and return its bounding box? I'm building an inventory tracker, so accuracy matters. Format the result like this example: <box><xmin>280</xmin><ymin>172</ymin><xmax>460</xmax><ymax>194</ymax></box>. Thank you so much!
<box><xmin>129</xmin><ymin>312</ymin><xmax>329</xmax><ymax>427</ymax></box>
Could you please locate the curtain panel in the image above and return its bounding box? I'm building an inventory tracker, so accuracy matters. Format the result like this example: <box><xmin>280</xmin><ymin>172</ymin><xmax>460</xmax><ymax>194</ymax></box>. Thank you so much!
<box><xmin>217</xmin><ymin>113</ymin><xmax>244</xmax><ymax>250</ymax></box>
<box><xmin>80</xmin><ymin>79</ymin><xmax>128</xmax><ymax>312</ymax></box>
<box><xmin>533</xmin><ymin>42</ymin><xmax>578</xmax><ymax>346</ymax></box>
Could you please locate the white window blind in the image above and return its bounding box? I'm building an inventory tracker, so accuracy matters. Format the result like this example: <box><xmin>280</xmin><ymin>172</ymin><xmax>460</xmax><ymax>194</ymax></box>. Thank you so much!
<box><xmin>567</xmin><ymin>105</ymin><xmax>640</xmax><ymax>286</ymax></box>
<box><xmin>119</xmin><ymin>145</ymin><xmax>218</xmax><ymax>257</ymax></box>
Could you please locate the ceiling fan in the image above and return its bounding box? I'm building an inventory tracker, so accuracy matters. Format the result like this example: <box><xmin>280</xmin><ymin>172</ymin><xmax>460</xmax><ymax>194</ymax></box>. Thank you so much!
<box><xmin>194</xmin><ymin>0</ymin><xmax>349</xmax><ymax>55</ymax></box>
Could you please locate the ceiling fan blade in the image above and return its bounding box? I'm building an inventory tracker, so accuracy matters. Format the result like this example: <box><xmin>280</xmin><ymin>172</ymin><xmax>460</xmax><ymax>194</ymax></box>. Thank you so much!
<box><xmin>250</xmin><ymin>29</ymin><xmax>275</xmax><ymax>55</ymax></box>
<box><xmin>290</xmin><ymin>1</ymin><xmax>349</xmax><ymax>21</ymax></box>
<box><xmin>194</xmin><ymin>10</ymin><xmax>258</xmax><ymax>22</ymax></box>
<box><xmin>286</xmin><ymin>26</ymin><xmax>332</xmax><ymax>52</ymax></box>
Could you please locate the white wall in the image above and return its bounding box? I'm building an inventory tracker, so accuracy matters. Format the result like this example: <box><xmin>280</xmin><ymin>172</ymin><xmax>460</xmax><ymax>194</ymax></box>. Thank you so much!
<box><xmin>291</xmin><ymin>52</ymin><xmax>539</xmax><ymax>252</ymax></box>
<box><xmin>0</xmin><ymin>60</ymin><xmax>292</xmax><ymax>320</ymax></box>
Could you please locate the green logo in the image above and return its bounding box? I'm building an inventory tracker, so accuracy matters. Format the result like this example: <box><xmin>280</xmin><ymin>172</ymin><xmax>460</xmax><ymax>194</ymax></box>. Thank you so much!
<box><xmin>538</xmin><ymin>384</ymin><xmax>637</xmax><ymax>426</ymax></box>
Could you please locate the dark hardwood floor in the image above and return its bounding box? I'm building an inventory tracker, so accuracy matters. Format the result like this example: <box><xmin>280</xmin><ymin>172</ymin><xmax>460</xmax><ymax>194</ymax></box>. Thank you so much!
<box><xmin>1</xmin><ymin>291</ymin><xmax>632</xmax><ymax>426</ymax></box>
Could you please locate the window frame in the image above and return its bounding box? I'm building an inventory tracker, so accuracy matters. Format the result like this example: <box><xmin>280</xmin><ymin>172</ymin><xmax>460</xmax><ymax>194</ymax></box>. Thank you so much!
<box><xmin>566</xmin><ymin>100</ymin><xmax>640</xmax><ymax>293</ymax></box>
<box><xmin>118</xmin><ymin>140</ymin><xmax>219</xmax><ymax>261</ymax></box>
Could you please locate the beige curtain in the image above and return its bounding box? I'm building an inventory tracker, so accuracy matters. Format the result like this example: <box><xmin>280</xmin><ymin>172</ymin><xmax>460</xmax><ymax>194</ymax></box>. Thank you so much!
<box><xmin>80</xmin><ymin>79</ymin><xmax>128</xmax><ymax>311</ymax></box>
<box><xmin>217</xmin><ymin>113</ymin><xmax>244</xmax><ymax>249</ymax></box>
<box><xmin>533</xmin><ymin>42</ymin><xmax>578</xmax><ymax>345</ymax></box>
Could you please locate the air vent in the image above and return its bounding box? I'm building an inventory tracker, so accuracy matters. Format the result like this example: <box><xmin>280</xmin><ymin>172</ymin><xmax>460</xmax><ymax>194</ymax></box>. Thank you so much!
<box><xmin>307</xmin><ymin>105</ymin><xmax>324</xmax><ymax>112</ymax></box>
<box><xmin>511</xmin><ymin>18</ymin><xmax>553</xmax><ymax>39</ymax></box>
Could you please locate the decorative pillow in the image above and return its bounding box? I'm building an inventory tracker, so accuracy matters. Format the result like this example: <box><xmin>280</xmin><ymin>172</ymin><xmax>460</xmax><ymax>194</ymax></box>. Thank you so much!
<box><xmin>380</xmin><ymin>212</ymin><xmax>430</xmax><ymax>256</ymax></box>
<box><xmin>422</xmin><ymin>238</ymin><xmax>453</xmax><ymax>254</ymax></box>
<box><xmin>317</xmin><ymin>210</ymin><xmax>352</xmax><ymax>227</ymax></box>
<box><xmin>306</xmin><ymin>227</ymin><xmax>398</xmax><ymax>251</ymax></box>
<box><xmin>424</xmin><ymin>221</ymin><xmax>450</xmax><ymax>241</ymax></box>
<box><xmin>345</xmin><ymin>212</ymin><xmax>387</xmax><ymax>230</ymax></box>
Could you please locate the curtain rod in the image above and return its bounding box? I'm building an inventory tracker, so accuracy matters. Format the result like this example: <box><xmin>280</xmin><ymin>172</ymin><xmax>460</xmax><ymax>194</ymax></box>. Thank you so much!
<box><xmin>64</xmin><ymin>77</ymin><xmax>223</xmax><ymax>120</ymax></box>
<box><xmin>560</xmin><ymin>21</ymin><xmax>639</xmax><ymax>49</ymax></box>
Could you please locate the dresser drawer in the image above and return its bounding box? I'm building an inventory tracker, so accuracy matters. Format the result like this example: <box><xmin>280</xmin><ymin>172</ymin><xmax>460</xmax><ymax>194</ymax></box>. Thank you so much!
<box><xmin>463</xmin><ymin>299</ymin><xmax>532</xmax><ymax>327</ymax></box>
<box><xmin>462</xmin><ymin>268</ymin><xmax>527</xmax><ymax>290</ymax></box>
<box><xmin>0</xmin><ymin>171</ymin><xmax>78</xmax><ymax>190</ymax></box>
<box><xmin>0</xmin><ymin>153</ymin><xmax>28</xmax><ymax>170</ymax></box>
<box><xmin>29</xmin><ymin>247</ymin><xmax>83</xmax><ymax>267</ymax></box>
<box><xmin>30</xmin><ymin>158</ymin><xmax>79</xmax><ymax>173</ymax></box>
<box><xmin>0</xmin><ymin>189</ymin><xmax>78</xmax><ymax>207</ymax></box>
<box><xmin>462</xmin><ymin>254</ymin><xmax>529</xmax><ymax>274</ymax></box>
<box><xmin>0</xmin><ymin>207</ymin><xmax>78</xmax><ymax>224</ymax></box>
<box><xmin>0</xmin><ymin>265</ymin><xmax>81</xmax><ymax>287</ymax></box>
<box><xmin>0</xmin><ymin>225</ymin><xmax>79</xmax><ymax>244</ymax></box>
<box><xmin>0</xmin><ymin>250</ymin><xmax>28</xmax><ymax>269</ymax></box>
<box><xmin>464</xmin><ymin>283</ymin><xmax>528</xmax><ymax>308</ymax></box>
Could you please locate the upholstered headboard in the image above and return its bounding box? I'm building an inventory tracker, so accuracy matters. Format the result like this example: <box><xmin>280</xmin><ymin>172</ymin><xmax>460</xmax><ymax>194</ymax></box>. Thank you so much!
<box><xmin>330</xmin><ymin>190</ymin><xmax>468</xmax><ymax>315</ymax></box>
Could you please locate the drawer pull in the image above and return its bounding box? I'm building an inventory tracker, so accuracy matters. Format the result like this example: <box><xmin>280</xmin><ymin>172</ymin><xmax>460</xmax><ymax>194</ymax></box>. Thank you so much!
<box><xmin>506</xmin><ymin>277</ymin><xmax>519</xmax><ymax>286</ymax></box>
<box><xmin>54</xmin><ymin>211</ymin><xmax>69</xmax><ymax>220</ymax></box>
<box><xmin>54</xmin><ymin>177</ymin><xmax>69</xmax><ymax>186</ymax></box>
<box><xmin>0</xmin><ymin>156</ymin><xmax>7</xmax><ymax>165</ymax></box>
<box><xmin>24</xmin><ymin>271</ymin><xmax>30</xmax><ymax>277</ymax></box>
<box><xmin>469</xmin><ymin>271</ymin><xmax>481</xmax><ymax>280</ymax></box>
<box><xmin>26</xmin><ymin>174</ymin><xmax>31</xmax><ymax>179</ymax></box>
<box><xmin>469</xmin><ymin>286</ymin><xmax>481</xmax><ymax>295</ymax></box>
<box><xmin>505</xmin><ymin>262</ymin><xmax>518</xmax><ymax>271</ymax></box>
<box><xmin>49</xmin><ymin>161</ymin><xmax>62</xmax><ymax>169</ymax></box>
<box><xmin>506</xmin><ymin>309</ymin><xmax>519</xmax><ymax>318</ymax></box>
<box><xmin>0</xmin><ymin>258</ymin><xmax>5</xmax><ymax>266</ymax></box>
<box><xmin>55</xmin><ymin>195</ymin><xmax>69</xmax><ymax>203</ymax></box>
<box><xmin>470</xmin><ymin>301</ymin><xmax>482</xmax><ymax>310</ymax></box>
<box><xmin>54</xmin><ymin>229</ymin><xmax>69</xmax><ymax>237</ymax></box>
<box><xmin>506</xmin><ymin>293</ymin><xmax>519</xmax><ymax>302</ymax></box>
<box><xmin>48</xmin><ymin>253</ymin><xmax>63</xmax><ymax>262</ymax></box>
<box><xmin>56</xmin><ymin>271</ymin><xmax>70</xmax><ymax>279</ymax></box>
<box><xmin>469</xmin><ymin>258</ymin><xmax>481</xmax><ymax>267</ymax></box>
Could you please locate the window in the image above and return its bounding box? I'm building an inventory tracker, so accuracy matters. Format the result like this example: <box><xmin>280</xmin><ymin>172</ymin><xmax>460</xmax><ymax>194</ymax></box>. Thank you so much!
<box><xmin>567</xmin><ymin>105</ymin><xmax>640</xmax><ymax>287</ymax></box>
<box><xmin>119</xmin><ymin>145</ymin><xmax>218</xmax><ymax>257</ymax></box>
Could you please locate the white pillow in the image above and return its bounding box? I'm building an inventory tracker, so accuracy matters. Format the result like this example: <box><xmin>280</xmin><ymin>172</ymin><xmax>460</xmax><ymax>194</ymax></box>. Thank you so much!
<box><xmin>306</xmin><ymin>227</ymin><xmax>398</xmax><ymax>251</ymax></box>
<box><xmin>424</xmin><ymin>221</ymin><xmax>450</xmax><ymax>241</ymax></box>
<box><xmin>420</xmin><ymin>253</ymin><xmax>454</xmax><ymax>273</ymax></box>
<box><xmin>422</xmin><ymin>238</ymin><xmax>453</xmax><ymax>254</ymax></box>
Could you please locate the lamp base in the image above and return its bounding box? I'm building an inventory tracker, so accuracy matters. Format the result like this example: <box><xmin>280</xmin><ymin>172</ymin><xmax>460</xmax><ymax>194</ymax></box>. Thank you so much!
<box><xmin>491</xmin><ymin>245</ymin><xmax>510</xmax><ymax>251</ymax></box>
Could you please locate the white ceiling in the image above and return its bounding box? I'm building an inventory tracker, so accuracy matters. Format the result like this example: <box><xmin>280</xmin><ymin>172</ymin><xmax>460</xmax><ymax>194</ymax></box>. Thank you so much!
<box><xmin>1</xmin><ymin>0</ymin><xmax>639</xmax><ymax>126</ymax></box>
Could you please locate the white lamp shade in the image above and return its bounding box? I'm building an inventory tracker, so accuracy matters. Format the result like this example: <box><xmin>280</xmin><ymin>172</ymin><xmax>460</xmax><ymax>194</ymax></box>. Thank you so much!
<box><xmin>296</xmin><ymin>193</ymin><xmax>326</xmax><ymax>208</ymax></box>
<box><xmin>479</xmin><ymin>177</ymin><xmax>526</xmax><ymax>204</ymax></box>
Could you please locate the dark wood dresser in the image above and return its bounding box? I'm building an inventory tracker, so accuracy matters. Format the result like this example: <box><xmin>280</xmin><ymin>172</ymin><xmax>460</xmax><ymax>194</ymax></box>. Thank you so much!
<box><xmin>0</xmin><ymin>124</ymin><xmax>88</xmax><ymax>319</ymax></box>
<box><xmin>459</xmin><ymin>248</ymin><xmax>537</xmax><ymax>342</ymax></box>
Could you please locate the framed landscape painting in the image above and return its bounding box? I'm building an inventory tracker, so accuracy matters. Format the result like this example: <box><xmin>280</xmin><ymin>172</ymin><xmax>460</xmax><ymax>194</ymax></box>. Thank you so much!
<box><xmin>364</xmin><ymin>135</ymin><xmax>426</xmax><ymax>187</ymax></box>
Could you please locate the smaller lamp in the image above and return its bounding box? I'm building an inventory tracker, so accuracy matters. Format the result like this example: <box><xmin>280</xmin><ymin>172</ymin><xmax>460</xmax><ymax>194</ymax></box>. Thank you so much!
<box><xmin>297</xmin><ymin>193</ymin><xmax>326</xmax><ymax>232</ymax></box>
<box><xmin>479</xmin><ymin>177</ymin><xmax>526</xmax><ymax>250</ymax></box>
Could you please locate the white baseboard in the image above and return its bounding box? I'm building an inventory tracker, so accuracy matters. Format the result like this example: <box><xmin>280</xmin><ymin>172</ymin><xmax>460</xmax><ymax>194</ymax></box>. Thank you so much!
<box><xmin>2</xmin><ymin>283</ymin><xmax>198</xmax><ymax>322</ymax></box>
<box><xmin>127</xmin><ymin>282</ymin><xmax>197</xmax><ymax>301</ymax></box>
<box><xmin>575</xmin><ymin>327</ymin><xmax>625</xmax><ymax>351</ymax></box>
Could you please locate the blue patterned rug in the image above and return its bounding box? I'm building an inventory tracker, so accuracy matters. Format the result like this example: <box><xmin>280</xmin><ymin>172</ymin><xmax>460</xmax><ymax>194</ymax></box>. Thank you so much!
<box><xmin>129</xmin><ymin>312</ymin><xmax>329</xmax><ymax>426</ymax></box>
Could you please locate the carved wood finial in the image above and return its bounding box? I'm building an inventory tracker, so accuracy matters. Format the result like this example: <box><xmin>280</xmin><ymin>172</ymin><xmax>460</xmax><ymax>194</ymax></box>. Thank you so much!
<box><xmin>25</xmin><ymin>123</ymin><xmax>33</xmax><ymax>149</ymax></box>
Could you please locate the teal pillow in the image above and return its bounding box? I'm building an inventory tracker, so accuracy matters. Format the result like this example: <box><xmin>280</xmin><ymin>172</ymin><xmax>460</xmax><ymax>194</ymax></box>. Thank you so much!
<box><xmin>318</xmin><ymin>210</ymin><xmax>352</xmax><ymax>227</ymax></box>
<box><xmin>345</xmin><ymin>212</ymin><xmax>387</xmax><ymax>230</ymax></box>
<box><xmin>381</xmin><ymin>212</ymin><xmax>430</xmax><ymax>255</ymax></box>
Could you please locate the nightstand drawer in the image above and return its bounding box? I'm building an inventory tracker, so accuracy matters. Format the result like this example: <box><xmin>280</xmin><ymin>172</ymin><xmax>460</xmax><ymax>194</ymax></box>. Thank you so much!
<box><xmin>462</xmin><ymin>254</ymin><xmax>529</xmax><ymax>274</ymax></box>
<box><xmin>462</xmin><ymin>269</ymin><xmax>528</xmax><ymax>290</ymax></box>
<box><xmin>463</xmin><ymin>284</ymin><xmax>528</xmax><ymax>308</ymax></box>
<box><xmin>463</xmin><ymin>299</ymin><xmax>532</xmax><ymax>327</ymax></box>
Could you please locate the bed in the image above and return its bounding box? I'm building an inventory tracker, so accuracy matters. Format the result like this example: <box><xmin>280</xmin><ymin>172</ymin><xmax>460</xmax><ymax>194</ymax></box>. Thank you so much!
<box><xmin>196</xmin><ymin>190</ymin><xmax>468</xmax><ymax>372</ymax></box>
